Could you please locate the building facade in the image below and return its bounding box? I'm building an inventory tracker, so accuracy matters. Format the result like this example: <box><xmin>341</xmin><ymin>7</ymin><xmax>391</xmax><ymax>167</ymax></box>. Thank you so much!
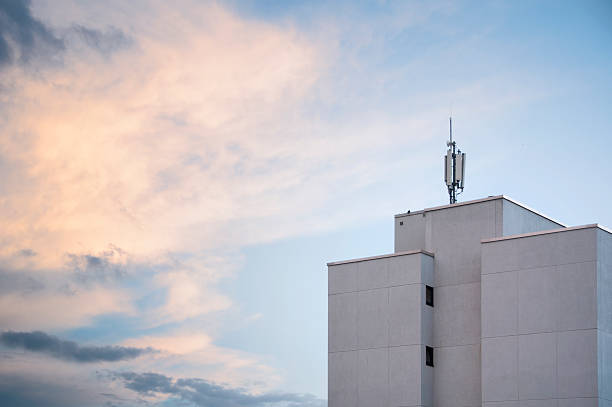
<box><xmin>327</xmin><ymin>196</ymin><xmax>611</xmax><ymax>407</ymax></box>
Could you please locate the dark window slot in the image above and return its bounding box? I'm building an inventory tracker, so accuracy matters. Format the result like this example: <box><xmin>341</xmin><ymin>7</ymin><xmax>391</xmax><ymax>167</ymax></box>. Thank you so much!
<box><xmin>426</xmin><ymin>285</ymin><xmax>434</xmax><ymax>307</ymax></box>
<box><xmin>426</xmin><ymin>346</ymin><xmax>434</xmax><ymax>367</ymax></box>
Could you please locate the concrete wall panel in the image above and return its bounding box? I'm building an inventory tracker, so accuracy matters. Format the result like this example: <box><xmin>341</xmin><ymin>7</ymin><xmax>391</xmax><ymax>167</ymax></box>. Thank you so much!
<box><xmin>600</xmin><ymin>398</ymin><xmax>612</xmax><ymax>407</ymax></box>
<box><xmin>329</xmin><ymin>292</ymin><xmax>357</xmax><ymax>352</ymax></box>
<box><xmin>599</xmin><ymin>330</ymin><xmax>612</xmax><ymax>402</ymax></box>
<box><xmin>358</xmin><ymin>348</ymin><xmax>388</xmax><ymax>407</ymax></box>
<box><xmin>555</xmin><ymin>228</ymin><xmax>597</xmax><ymax>265</ymax></box>
<box><xmin>598</xmin><ymin>230</ymin><xmax>612</xmax><ymax>404</ymax></box>
<box><xmin>557</xmin><ymin>261</ymin><xmax>597</xmax><ymax>331</ymax></box>
<box><xmin>482</xmin><ymin>336</ymin><xmax>518</xmax><ymax>402</ymax></box>
<box><xmin>421</xmin><ymin>254</ymin><xmax>434</xmax><ymax>286</ymax></box>
<box><xmin>483</xmin><ymin>228</ymin><xmax>597</xmax><ymax>274</ymax></box>
<box><xmin>389</xmin><ymin>284</ymin><xmax>421</xmax><ymax>346</ymax></box>
<box><xmin>357</xmin><ymin>258</ymin><xmax>389</xmax><ymax>291</ymax></box>
<box><xmin>329</xmin><ymin>263</ymin><xmax>358</xmax><ymax>294</ymax></box>
<box><xmin>557</xmin><ymin>398</ymin><xmax>599</xmax><ymax>407</ymax></box>
<box><xmin>599</xmin><ymin>228</ymin><xmax>612</xmax><ymax>267</ymax></box>
<box><xmin>434</xmin><ymin>344</ymin><xmax>481</xmax><ymax>407</ymax></box>
<box><xmin>429</xmin><ymin>201</ymin><xmax>496</xmax><ymax>286</ymax></box>
<box><xmin>519</xmin><ymin>400</ymin><xmax>557</xmax><ymax>407</ymax></box>
<box><xmin>328</xmin><ymin>350</ymin><xmax>358</xmax><ymax>407</ymax></box>
<box><xmin>515</xmin><ymin>233</ymin><xmax>560</xmax><ymax>270</ymax></box>
<box><xmin>502</xmin><ymin>200</ymin><xmax>561</xmax><ymax>237</ymax></box>
<box><xmin>389</xmin><ymin>345</ymin><xmax>421</xmax><ymax>407</ymax></box>
<box><xmin>421</xmin><ymin>347</ymin><xmax>434</xmax><ymax>407</ymax></box>
<box><xmin>482</xmin><ymin>271</ymin><xmax>517</xmax><ymax>338</ymax></box>
<box><xmin>599</xmin><ymin>259</ymin><xmax>612</xmax><ymax>334</ymax></box>
<box><xmin>388</xmin><ymin>254</ymin><xmax>421</xmax><ymax>286</ymax></box>
<box><xmin>434</xmin><ymin>282</ymin><xmax>481</xmax><ymax>347</ymax></box>
<box><xmin>557</xmin><ymin>329</ymin><xmax>598</xmax><ymax>398</ymax></box>
<box><xmin>395</xmin><ymin>213</ymin><xmax>426</xmax><ymax>252</ymax></box>
<box><xmin>597</xmin><ymin>230</ymin><xmax>612</xmax><ymax>333</ymax></box>
<box><xmin>357</xmin><ymin>288</ymin><xmax>388</xmax><ymax>349</ymax></box>
<box><xmin>482</xmin><ymin>238</ymin><xmax>521</xmax><ymax>274</ymax></box>
<box><xmin>517</xmin><ymin>266</ymin><xmax>557</xmax><ymax>334</ymax></box>
<box><xmin>518</xmin><ymin>333</ymin><xmax>556</xmax><ymax>400</ymax></box>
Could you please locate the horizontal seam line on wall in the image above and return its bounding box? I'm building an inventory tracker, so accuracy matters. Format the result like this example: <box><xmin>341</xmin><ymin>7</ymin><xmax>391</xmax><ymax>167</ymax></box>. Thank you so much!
<box><xmin>329</xmin><ymin>343</ymin><xmax>424</xmax><ymax>353</ymax></box>
<box><xmin>485</xmin><ymin>396</ymin><xmax>606</xmax><ymax>402</ymax></box>
<box><xmin>329</xmin><ymin>342</ymin><xmax>480</xmax><ymax>353</ymax></box>
<box><xmin>482</xmin><ymin>327</ymin><xmax>597</xmax><ymax>339</ymax></box>
<box><xmin>432</xmin><ymin>280</ymin><xmax>481</xmax><ymax>288</ymax></box>
<box><xmin>328</xmin><ymin>281</ymin><xmax>424</xmax><ymax>295</ymax></box>
<box><xmin>481</xmin><ymin>259</ymin><xmax>597</xmax><ymax>275</ymax></box>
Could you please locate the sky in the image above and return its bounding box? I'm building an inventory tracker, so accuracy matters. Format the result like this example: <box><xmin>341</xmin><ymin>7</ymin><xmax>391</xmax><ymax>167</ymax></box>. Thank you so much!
<box><xmin>0</xmin><ymin>0</ymin><xmax>611</xmax><ymax>406</ymax></box>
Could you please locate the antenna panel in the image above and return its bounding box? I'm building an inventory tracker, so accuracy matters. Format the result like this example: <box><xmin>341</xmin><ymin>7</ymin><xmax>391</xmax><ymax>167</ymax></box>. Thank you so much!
<box><xmin>455</xmin><ymin>152</ymin><xmax>465</xmax><ymax>185</ymax></box>
<box><xmin>444</xmin><ymin>150</ymin><xmax>452</xmax><ymax>186</ymax></box>
<box><xmin>459</xmin><ymin>153</ymin><xmax>465</xmax><ymax>188</ymax></box>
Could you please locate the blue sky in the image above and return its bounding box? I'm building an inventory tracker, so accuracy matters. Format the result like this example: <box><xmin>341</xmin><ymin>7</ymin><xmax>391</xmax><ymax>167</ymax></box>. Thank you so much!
<box><xmin>0</xmin><ymin>0</ymin><xmax>611</xmax><ymax>405</ymax></box>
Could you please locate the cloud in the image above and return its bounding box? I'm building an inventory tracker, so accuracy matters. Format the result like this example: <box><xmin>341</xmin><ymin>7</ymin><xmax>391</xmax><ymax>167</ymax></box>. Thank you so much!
<box><xmin>0</xmin><ymin>373</ymin><xmax>99</xmax><ymax>407</ymax></box>
<box><xmin>0</xmin><ymin>0</ymin><xmax>322</xmax><ymax>268</ymax></box>
<box><xmin>69</xmin><ymin>24</ymin><xmax>131</xmax><ymax>56</ymax></box>
<box><xmin>0</xmin><ymin>0</ymin><xmax>64</xmax><ymax>66</ymax></box>
<box><xmin>0</xmin><ymin>331</ymin><xmax>154</xmax><ymax>362</ymax></box>
<box><xmin>115</xmin><ymin>371</ymin><xmax>326</xmax><ymax>407</ymax></box>
<box><xmin>121</xmin><ymin>333</ymin><xmax>282</xmax><ymax>392</ymax></box>
<box><xmin>66</xmin><ymin>245</ymin><xmax>128</xmax><ymax>284</ymax></box>
<box><xmin>0</xmin><ymin>283</ymin><xmax>132</xmax><ymax>330</ymax></box>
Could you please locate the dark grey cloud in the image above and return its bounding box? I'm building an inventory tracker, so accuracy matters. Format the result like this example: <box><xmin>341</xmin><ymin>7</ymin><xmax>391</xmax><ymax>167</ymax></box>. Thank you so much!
<box><xmin>67</xmin><ymin>245</ymin><xmax>127</xmax><ymax>284</ymax></box>
<box><xmin>0</xmin><ymin>1</ymin><xmax>132</xmax><ymax>69</ymax></box>
<box><xmin>0</xmin><ymin>374</ymin><xmax>96</xmax><ymax>407</ymax></box>
<box><xmin>17</xmin><ymin>248</ymin><xmax>36</xmax><ymax>257</ymax></box>
<box><xmin>0</xmin><ymin>270</ymin><xmax>45</xmax><ymax>294</ymax></box>
<box><xmin>0</xmin><ymin>331</ymin><xmax>154</xmax><ymax>363</ymax></box>
<box><xmin>115</xmin><ymin>372</ymin><xmax>326</xmax><ymax>407</ymax></box>
<box><xmin>71</xmin><ymin>24</ymin><xmax>132</xmax><ymax>56</ymax></box>
<box><xmin>0</xmin><ymin>0</ymin><xmax>64</xmax><ymax>66</ymax></box>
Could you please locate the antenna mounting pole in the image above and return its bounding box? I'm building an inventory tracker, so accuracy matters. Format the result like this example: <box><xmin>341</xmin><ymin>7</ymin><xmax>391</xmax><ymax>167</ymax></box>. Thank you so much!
<box><xmin>444</xmin><ymin>117</ymin><xmax>466</xmax><ymax>204</ymax></box>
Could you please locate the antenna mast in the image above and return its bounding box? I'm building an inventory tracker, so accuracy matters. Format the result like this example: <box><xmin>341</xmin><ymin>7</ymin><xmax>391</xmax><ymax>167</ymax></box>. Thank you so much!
<box><xmin>444</xmin><ymin>117</ymin><xmax>466</xmax><ymax>204</ymax></box>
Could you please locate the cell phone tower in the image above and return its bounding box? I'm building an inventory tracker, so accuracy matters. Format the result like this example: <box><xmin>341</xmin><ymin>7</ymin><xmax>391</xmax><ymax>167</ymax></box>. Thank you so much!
<box><xmin>444</xmin><ymin>117</ymin><xmax>466</xmax><ymax>204</ymax></box>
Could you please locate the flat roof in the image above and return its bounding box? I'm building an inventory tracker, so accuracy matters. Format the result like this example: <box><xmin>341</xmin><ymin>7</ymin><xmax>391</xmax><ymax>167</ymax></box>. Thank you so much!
<box><xmin>395</xmin><ymin>195</ymin><xmax>565</xmax><ymax>227</ymax></box>
<box><xmin>327</xmin><ymin>249</ymin><xmax>434</xmax><ymax>267</ymax></box>
<box><xmin>481</xmin><ymin>223</ymin><xmax>612</xmax><ymax>244</ymax></box>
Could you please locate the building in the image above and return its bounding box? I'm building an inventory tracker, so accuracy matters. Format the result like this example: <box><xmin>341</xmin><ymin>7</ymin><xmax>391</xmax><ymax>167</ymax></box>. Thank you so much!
<box><xmin>327</xmin><ymin>195</ymin><xmax>611</xmax><ymax>407</ymax></box>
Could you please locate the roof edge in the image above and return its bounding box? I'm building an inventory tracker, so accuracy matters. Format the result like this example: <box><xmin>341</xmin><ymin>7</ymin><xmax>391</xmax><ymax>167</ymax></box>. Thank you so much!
<box><xmin>481</xmin><ymin>223</ymin><xmax>611</xmax><ymax>244</ymax></box>
<box><xmin>394</xmin><ymin>195</ymin><xmax>503</xmax><ymax>218</ymax></box>
<box><xmin>327</xmin><ymin>249</ymin><xmax>434</xmax><ymax>267</ymax></box>
<box><xmin>395</xmin><ymin>195</ymin><xmax>565</xmax><ymax>227</ymax></box>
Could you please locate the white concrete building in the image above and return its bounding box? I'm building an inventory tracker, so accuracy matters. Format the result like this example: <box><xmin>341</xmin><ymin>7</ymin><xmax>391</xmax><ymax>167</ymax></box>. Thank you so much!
<box><xmin>327</xmin><ymin>195</ymin><xmax>611</xmax><ymax>407</ymax></box>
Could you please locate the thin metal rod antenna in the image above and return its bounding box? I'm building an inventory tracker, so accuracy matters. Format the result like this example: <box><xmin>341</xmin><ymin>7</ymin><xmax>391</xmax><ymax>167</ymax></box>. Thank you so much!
<box><xmin>448</xmin><ymin>117</ymin><xmax>456</xmax><ymax>204</ymax></box>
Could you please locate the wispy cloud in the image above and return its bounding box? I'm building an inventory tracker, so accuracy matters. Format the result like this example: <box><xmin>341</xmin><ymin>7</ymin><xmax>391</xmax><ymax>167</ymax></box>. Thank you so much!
<box><xmin>0</xmin><ymin>0</ymin><xmax>64</xmax><ymax>66</ymax></box>
<box><xmin>114</xmin><ymin>371</ymin><xmax>326</xmax><ymax>407</ymax></box>
<box><xmin>0</xmin><ymin>331</ymin><xmax>154</xmax><ymax>362</ymax></box>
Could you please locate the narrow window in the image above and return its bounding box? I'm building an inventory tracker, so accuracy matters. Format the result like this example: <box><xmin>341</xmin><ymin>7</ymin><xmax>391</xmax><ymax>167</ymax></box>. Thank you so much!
<box><xmin>399</xmin><ymin>221</ymin><xmax>403</xmax><ymax>226</ymax></box>
<box><xmin>426</xmin><ymin>285</ymin><xmax>434</xmax><ymax>307</ymax></box>
<box><xmin>426</xmin><ymin>346</ymin><xmax>434</xmax><ymax>367</ymax></box>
